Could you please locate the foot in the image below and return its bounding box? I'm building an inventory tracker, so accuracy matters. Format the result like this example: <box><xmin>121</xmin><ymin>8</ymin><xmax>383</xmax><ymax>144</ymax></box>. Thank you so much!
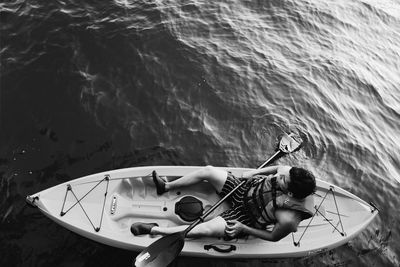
<box><xmin>152</xmin><ymin>170</ymin><xmax>166</xmax><ymax>195</ymax></box>
<box><xmin>130</xmin><ymin>222</ymin><xmax>159</xmax><ymax>235</ymax></box>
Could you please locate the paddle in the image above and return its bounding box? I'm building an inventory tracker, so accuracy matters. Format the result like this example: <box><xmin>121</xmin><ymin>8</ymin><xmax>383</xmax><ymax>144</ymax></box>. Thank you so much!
<box><xmin>134</xmin><ymin>132</ymin><xmax>303</xmax><ymax>267</ymax></box>
<box><xmin>258</xmin><ymin>132</ymin><xmax>302</xmax><ymax>169</ymax></box>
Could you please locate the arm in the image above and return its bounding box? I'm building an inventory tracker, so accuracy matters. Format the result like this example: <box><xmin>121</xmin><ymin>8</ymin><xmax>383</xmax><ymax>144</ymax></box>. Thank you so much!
<box><xmin>241</xmin><ymin>165</ymin><xmax>280</xmax><ymax>179</ymax></box>
<box><xmin>225</xmin><ymin>220</ymin><xmax>296</xmax><ymax>242</ymax></box>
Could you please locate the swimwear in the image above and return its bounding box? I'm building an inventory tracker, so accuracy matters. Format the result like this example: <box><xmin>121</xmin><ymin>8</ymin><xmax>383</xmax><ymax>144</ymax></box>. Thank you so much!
<box><xmin>218</xmin><ymin>172</ymin><xmax>259</xmax><ymax>227</ymax></box>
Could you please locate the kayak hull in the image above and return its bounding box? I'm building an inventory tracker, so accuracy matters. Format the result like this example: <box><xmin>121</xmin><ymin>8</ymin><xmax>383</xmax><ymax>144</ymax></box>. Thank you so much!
<box><xmin>27</xmin><ymin>166</ymin><xmax>378</xmax><ymax>258</ymax></box>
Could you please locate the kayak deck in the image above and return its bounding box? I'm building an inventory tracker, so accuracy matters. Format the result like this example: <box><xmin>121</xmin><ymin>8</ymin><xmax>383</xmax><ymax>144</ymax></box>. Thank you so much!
<box><xmin>28</xmin><ymin>166</ymin><xmax>378</xmax><ymax>258</ymax></box>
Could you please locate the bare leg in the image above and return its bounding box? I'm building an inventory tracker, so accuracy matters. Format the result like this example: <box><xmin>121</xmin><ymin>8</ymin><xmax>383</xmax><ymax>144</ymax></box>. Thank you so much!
<box><xmin>150</xmin><ymin>216</ymin><xmax>227</xmax><ymax>238</ymax></box>
<box><xmin>165</xmin><ymin>166</ymin><xmax>228</xmax><ymax>193</ymax></box>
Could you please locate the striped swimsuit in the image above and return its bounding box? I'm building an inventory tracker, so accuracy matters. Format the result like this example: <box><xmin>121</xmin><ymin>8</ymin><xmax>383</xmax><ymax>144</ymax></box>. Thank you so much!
<box><xmin>218</xmin><ymin>172</ymin><xmax>268</xmax><ymax>228</ymax></box>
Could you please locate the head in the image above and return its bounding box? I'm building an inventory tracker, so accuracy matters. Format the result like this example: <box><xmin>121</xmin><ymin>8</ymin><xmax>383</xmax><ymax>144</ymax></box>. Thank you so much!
<box><xmin>275</xmin><ymin>166</ymin><xmax>316</xmax><ymax>199</ymax></box>
<box><xmin>287</xmin><ymin>167</ymin><xmax>316</xmax><ymax>199</ymax></box>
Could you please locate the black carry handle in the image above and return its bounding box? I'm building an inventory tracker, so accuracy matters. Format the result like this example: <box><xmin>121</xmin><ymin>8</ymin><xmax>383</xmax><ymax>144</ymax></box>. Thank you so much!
<box><xmin>204</xmin><ymin>244</ymin><xmax>236</xmax><ymax>253</ymax></box>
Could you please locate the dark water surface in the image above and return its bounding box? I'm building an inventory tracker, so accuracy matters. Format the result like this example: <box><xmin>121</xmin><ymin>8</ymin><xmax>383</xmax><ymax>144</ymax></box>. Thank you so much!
<box><xmin>1</xmin><ymin>0</ymin><xmax>399</xmax><ymax>266</ymax></box>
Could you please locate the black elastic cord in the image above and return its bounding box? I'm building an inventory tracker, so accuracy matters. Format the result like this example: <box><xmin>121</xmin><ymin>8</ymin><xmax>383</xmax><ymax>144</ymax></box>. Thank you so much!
<box><xmin>60</xmin><ymin>184</ymin><xmax>70</xmax><ymax>216</ymax></box>
<box><xmin>330</xmin><ymin>187</ymin><xmax>346</xmax><ymax>236</ymax></box>
<box><xmin>293</xmin><ymin>190</ymin><xmax>330</xmax><ymax>246</ymax></box>
<box><xmin>97</xmin><ymin>175</ymin><xmax>110</xmax><ymax>232</ymax></box>
<box><xmin>293</xmin><ymin>187</ymin><xmax>348</xmax><ymax>246</ymax></box>
<box><xmin>69</xmin><ymin>188</ymin><xmax>97</xmax><ymax>231</ymax></box>
<box><xmin>314</xmin><ymin>209</ymin><xmax>345</xmax><ymax>235</ymax></box>
<box><xmin>60</xmin><ymin>176</ymin><xmax>110</xmax><ymax>232</ymax></box>
<box><xmin>62</xmin><ymin>178</ymin><xmax>107</xmax><ymax>214</ymax></box>
<box><xmin>72</xmin><ymin>172</ymin><xmax>157</xmax><ymax>186</ymax></box>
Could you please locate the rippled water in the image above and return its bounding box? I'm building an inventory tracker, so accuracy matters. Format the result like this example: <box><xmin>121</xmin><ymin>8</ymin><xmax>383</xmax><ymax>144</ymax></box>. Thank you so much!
<box><xmin>1</xmin><ymin>0</ymin><xmax>399</xmax><ymax>266</ymax></box>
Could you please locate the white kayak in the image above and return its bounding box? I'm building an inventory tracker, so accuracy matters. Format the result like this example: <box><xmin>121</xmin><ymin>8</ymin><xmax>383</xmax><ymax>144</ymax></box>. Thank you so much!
<box><xmin>26</xmin><ymin>165</ymin><xmax>378</xmax><ymax>258</ymax></box>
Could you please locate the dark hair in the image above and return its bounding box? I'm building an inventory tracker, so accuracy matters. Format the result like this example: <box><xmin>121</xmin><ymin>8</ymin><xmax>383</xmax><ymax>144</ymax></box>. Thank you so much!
<box><xmin>288</xmin><ymin>167</ymin><xmax>316</xmax><ymax>199</ymax></box>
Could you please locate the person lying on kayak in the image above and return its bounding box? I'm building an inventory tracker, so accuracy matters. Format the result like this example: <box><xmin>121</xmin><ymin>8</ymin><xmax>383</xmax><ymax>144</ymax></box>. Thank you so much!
<box><xmin>131</xmin><ymin>165</ymin><xmax>316</xmax><ymax>242</ymax></box>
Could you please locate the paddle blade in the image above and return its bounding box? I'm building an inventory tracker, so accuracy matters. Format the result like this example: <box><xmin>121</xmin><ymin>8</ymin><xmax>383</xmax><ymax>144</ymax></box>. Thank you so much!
<box><xmin>134</xmin><ymin>232</ymin><xmax>184</xmax><ymax>267</ymax></box>
<box><xmin>279</xmin><ymin>133</ymin><xmax>302</xmax><ymax>153</ymax></box>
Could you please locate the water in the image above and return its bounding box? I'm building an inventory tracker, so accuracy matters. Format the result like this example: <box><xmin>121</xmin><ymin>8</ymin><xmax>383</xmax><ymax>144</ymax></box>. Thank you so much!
<box><xmin>1</xmin><ymin>0</ymin><xmax>399</xmax><ymax>266</ymax></box>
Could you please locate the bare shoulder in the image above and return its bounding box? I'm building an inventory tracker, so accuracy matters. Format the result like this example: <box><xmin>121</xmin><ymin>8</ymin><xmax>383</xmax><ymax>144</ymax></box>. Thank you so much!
<box><xmin>275</xmin><ymin>209</ymin><xmax>302</xmax><ymax>232</ymax></box>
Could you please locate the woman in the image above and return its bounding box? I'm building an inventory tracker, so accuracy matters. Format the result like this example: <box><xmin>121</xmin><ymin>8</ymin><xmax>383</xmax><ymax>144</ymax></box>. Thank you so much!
<box><xmin>131</xmin><ymin>165</ymin><xmax>316</xmax><ymax>242</ymax></box>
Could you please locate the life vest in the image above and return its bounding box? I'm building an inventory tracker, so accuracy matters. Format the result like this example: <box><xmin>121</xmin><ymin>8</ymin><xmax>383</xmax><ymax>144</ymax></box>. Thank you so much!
<box><xmin>244</xmin><ymin>176</ymin><xmax>315</xmax><ymax>228</ymax></box>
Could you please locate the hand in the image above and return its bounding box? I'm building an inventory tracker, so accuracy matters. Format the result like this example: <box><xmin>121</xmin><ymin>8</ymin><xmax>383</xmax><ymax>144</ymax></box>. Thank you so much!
<box><xmin>225</xmin><ymin>220</ymin><xmax>246</xmax><ymax>238</ymax></box>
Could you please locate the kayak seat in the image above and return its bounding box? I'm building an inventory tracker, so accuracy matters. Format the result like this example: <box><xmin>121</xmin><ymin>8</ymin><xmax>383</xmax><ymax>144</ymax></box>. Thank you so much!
<box><xmin>175</xmin><ymin>196</ymin><xmax>204</xmax><ymax>222</ymax></box>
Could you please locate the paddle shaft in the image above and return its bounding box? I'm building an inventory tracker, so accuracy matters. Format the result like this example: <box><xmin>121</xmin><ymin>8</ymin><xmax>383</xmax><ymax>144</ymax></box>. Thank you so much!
<box><xmin>258</xmin><ymin>150</ymin><xmax>283</xmax><ymax>169</ymax></box>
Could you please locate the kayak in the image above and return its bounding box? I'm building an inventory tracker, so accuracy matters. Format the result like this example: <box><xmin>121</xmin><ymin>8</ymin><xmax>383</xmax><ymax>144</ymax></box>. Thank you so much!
<box><xmin>26</xmin><ymin>165</ymin><xmax>378</xmax><ymax>258</ymax></box>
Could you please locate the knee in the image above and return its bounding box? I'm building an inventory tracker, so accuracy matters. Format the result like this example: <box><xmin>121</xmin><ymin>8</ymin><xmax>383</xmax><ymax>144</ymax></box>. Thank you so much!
<box><xmin>201</xmin><ymin>165</ymin><xmax>222</xmax><ymax>177</ymax></box>
<box><xmin>188</xmin><ymin>221</ymin><xmax>224</xmax><ymax>238</ymax></box>
<box><xmin>202</xmin><ymin>165</ymin><xmax>215</xmax><ymax>175</ymax></box>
